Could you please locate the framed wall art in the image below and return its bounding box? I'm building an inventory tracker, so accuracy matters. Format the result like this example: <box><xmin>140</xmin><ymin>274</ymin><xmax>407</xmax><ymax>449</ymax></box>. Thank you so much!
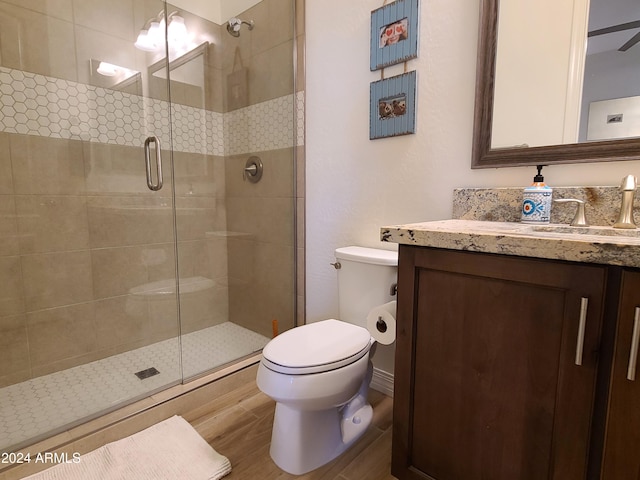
<box><xmin>370</xmin><ymin>70</ymin><xmax>417</xmax><ymax>139</ymax></box>
<box><xmin>586</xmin><ymin>96</ymin><xmax>640</xmax><ymax>141</ymax></box>
<box><xmin>370</xmin><ymin>0</ymin><xmax>419</xmax><ymax>71</ymax></box>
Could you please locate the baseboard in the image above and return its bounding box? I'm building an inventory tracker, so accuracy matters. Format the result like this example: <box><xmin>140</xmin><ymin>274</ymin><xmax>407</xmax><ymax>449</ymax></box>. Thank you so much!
<box><xmin>370</xmin><ymin>367</ymin><xmax>394</xmax><ymax>397</ymax></box>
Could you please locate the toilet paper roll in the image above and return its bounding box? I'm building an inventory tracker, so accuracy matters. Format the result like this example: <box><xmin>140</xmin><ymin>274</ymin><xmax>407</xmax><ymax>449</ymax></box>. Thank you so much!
<box><xmin>366</xmin><ymin>300</ymin><xmax>396</xmax><ymax>345</ymax></box>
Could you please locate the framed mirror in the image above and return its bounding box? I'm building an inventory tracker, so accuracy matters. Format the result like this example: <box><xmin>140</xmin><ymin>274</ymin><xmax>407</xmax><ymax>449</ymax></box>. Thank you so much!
<box><xmin>148</xmin><ymin>42</ymin><xmax>209</xmax><ymax>109</ymax></box>
<box><xmin>472</xmin><ymin>0</ymin><xmax>640</xmax><ymax>168</ymax></box>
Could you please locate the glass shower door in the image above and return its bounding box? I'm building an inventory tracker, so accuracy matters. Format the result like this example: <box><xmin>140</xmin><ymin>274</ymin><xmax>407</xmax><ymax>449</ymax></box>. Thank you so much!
<box><xmin>0</xmin><ymin>0</ymin><xmax>181</xmax><ymax>451</ymax></box>
<box><xmin>168</xmin><ymin>0</ymin><xmax>297</xmax><ymax>380</ymax></box>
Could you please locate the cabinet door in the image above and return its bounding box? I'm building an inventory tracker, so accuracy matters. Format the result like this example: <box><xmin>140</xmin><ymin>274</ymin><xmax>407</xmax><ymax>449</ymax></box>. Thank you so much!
<box><xmin>601</xmin><ymin>270</ymin><xmax>640</xmax><ymax>479</ymax></box>
<box><xmin>392</xmin><ymin>247</ymin><xmax>606</xmax><ymax>480</ymax></box>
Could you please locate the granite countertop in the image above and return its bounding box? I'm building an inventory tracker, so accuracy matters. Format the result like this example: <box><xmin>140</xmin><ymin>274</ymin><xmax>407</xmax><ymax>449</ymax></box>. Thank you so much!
<box><xmin>381</xmin><ymin>219</ymin><xmax>640</xmax><ymax>268</ymax></box>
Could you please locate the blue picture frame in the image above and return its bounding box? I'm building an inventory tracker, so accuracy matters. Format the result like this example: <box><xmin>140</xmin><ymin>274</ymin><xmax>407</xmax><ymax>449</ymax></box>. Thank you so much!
<box><xmin>370</xmin><ymin>0</ymin><xmax>419</xmax><ymax>71</ymax></box>
<box><xmin>370</xmin><ymin>71</ymin><xmax>417</xmax><ymax>139</ymax></box>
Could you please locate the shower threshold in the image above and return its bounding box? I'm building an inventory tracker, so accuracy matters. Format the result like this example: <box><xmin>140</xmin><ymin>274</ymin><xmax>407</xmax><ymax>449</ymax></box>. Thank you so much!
<box><xmin>0</xmin><ymin>322</ymin><xmax>269</xmax><ymax>453</ymax></box>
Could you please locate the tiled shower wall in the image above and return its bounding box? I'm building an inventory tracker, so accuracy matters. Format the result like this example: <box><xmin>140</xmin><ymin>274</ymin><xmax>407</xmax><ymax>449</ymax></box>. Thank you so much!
<box><xmin>0</xmin><ymin>0</ymin><xmax>304</xmax><ymax>388</ymax></box>
<box><xmin>223</xmin><ymin>0</ymin><xmax>305</xmax><ymax>339</ymax></box>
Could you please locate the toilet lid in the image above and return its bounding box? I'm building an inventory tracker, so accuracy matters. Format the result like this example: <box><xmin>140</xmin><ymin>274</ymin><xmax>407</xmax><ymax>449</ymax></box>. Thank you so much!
<box><xmin>261</xmin><ymin>319</ymin><xmax>372</xmax><ymax>375</ymax></box>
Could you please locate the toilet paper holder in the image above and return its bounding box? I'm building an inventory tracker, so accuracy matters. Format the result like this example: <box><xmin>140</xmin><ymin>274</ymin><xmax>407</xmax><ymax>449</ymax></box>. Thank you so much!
<box><xmin>376</xmin><ymin>318</ymin><xmax>388</xmax><ymax>333</ymax></box>
<box><xmin>390</xmin><ymin>283</ymin><xmax>397</xmax><ymax>296</ymax></box>
<box><xmin>366</xmin><ymin>300</ymin><xmax>397</xmax><ymax>345</ymax></box>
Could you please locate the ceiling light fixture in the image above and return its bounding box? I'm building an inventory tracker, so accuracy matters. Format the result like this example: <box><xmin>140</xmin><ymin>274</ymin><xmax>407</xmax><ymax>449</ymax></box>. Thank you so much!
<box><xmin>134</xmin><ymin>27</ymin><xmax>157</xmax><ymax>52</ymax></box>
<box><xmin>168</xmin><ymin>14</ymin><xmax>188</xmax><ymax>47</ymax></box>
<box><xmin>135</xmin><ymin>11</ymin><xmax>189</xmax><ymax>52</ymax></box>
<box><xmin>135</xmin><ymin>15</ymin><xmax>161</xmax><ymax>52</ymax></box>
<box><xmin>96</xmin><ymin>61</ymin><xmax>118</xmax><ymax>77</ymax></box>
<box><xmin>148</xmin><ymin>18</ymin><xmax>165</xmax><ymax>45</ymax></box>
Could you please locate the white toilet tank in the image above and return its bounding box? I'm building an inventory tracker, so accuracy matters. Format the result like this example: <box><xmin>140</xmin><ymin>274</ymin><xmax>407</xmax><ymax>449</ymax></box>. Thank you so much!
<box><xmin>335</xmin><ymin>246</ymin><xmax>398</xmax><ymax>328</ymax></box>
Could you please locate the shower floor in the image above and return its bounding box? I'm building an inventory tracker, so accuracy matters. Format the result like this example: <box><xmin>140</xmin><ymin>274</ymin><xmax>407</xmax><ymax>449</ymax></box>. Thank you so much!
<box><xmin>0</xmin><ymin>322</ymin><xmax>270</xmax><ymax>452</ymax></box>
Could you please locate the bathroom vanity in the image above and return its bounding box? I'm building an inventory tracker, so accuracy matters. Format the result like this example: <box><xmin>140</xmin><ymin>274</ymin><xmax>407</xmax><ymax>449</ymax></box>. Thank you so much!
<box><xmin>382</xmin><ymin>220</ymin><xmax>640</xmax><ymax>480</ymax></box>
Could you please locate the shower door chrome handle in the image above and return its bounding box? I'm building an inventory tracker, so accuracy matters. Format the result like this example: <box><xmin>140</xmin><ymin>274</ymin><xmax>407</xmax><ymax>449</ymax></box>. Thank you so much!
<box><xmin>144</xmin><ymin>136</ymin><xmax>163</xmax><ymax>191</ymax></box>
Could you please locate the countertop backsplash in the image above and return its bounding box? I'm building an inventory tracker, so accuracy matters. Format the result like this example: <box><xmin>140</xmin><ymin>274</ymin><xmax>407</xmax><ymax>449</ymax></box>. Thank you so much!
<box><xmin>452</xmin><ymin>187</ymin><xmax>638</xmax><ymax>227</ymax></box>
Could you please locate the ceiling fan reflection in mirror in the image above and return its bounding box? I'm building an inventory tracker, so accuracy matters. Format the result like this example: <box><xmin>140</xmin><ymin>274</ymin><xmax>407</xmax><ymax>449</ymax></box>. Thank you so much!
<box><xmin>588</xmin><ymin>19</ymin><xmax>640</xmax><ymax>52</ymax></box>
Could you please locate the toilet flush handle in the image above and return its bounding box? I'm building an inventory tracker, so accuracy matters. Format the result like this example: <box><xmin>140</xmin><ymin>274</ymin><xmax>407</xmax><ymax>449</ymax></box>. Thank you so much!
<box><xmin>330</xmin><ymin>262</ymin><xmax>341</xmax><ymax>269</ymax></box>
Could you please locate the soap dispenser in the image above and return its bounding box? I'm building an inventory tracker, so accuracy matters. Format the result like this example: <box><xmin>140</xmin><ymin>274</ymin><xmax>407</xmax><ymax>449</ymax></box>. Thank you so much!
<box><xmin>521</xmin><ymin>165</ymin><xmax>552</xmax><ymax>224</ymax></box>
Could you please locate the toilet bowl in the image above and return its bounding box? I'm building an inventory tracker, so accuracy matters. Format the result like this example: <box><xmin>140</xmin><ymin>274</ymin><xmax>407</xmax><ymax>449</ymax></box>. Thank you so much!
<box><xmin>256</xmin><ymin>246</ymin><xmax>398</xmax><ymax>475</ymax></box>
<box><xmin>257</xmin><ymin>319</ymin><xmax>376</xmax><ymax>475</ymax></box>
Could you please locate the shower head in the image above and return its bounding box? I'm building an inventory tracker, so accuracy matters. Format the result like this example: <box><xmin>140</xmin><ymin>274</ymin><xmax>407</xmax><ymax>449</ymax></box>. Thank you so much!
<box><xmin>226</xmin><ymin>17</ymin><xmax>254</xmax><ymax>37</ymax></box>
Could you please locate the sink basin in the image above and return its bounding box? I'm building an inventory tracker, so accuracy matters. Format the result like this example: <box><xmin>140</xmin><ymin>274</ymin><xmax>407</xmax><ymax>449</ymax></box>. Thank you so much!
<box><xmin>530</xmin><ymin>225</ymin><xmax>640</xmax><ymax>238</ymax></box>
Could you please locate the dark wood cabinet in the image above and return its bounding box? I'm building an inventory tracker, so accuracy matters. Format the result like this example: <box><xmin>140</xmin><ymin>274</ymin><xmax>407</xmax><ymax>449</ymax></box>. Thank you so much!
<box><xmin>599</xmin><ymin>270</ymin><xmax>640</xmax><ymax>480</ymax></box>
<box><xmin>392</xmin><ymin>246</ymin><xmax>607</xmax><ymax>480</ymax></box>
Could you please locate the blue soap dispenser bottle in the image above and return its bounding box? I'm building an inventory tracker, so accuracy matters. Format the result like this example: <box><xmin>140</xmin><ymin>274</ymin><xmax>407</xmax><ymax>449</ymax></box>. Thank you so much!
<box><xmin>521</xmin><ymin>165</ymin><xmax>552</xmax><ymax>224</ymax></box>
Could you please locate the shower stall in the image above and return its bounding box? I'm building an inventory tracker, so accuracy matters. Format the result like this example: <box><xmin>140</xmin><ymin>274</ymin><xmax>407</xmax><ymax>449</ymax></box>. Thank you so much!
<box><xmin>0</xmin><ymin>0</ymin><xmax>299</xmax><ymax>452</ymax></box>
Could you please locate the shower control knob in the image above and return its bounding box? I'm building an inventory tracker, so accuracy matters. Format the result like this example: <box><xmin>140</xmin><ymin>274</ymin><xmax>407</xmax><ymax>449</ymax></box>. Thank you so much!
<box><xmin>243</xmin><ymin>156</ymin><xmax>263</xmax><ymax>183</ymax></box>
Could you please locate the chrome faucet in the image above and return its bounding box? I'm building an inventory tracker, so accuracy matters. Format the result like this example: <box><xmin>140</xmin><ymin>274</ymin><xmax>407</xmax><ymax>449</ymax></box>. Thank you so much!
<box><xmin>613</xmin><ymin>175</ymin><xmax>638</xmax><ymax>229</ymax></box>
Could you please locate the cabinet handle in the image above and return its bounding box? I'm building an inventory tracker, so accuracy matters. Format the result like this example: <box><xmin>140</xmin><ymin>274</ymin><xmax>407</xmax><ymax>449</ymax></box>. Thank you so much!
<box><xmin>627</xmin><ymin>307</ymin><xmax>640</xmax><ymax>381</ymax></box>
<box><xmin>575</xmin><ymin>297</ymin><xmax>588</xmax><ymax>366</ymax></box>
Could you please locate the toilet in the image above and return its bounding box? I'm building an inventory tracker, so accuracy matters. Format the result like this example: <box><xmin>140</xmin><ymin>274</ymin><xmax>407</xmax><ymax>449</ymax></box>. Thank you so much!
<box><xmin>256</xmin><ymin>246</ymin><xmax>398</xmax><ymax>475</ymax></box>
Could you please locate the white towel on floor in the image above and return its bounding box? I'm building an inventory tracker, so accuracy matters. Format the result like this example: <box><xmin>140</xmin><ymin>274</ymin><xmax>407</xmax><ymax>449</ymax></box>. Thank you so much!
<box><xmin>23</xmin><ymin>415</ymin><xmax>231</xmax><ymax>480</ymax></box>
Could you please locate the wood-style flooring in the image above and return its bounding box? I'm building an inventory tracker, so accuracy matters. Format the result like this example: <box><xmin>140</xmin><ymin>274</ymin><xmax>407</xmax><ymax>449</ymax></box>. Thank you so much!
<box><xmin>184</xmin><ymin>381</ymin><xmax>397</xmax><ymax>480</ymax></box>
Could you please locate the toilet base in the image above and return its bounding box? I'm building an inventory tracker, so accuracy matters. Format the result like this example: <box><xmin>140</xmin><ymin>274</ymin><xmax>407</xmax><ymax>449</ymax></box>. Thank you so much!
<box><xmin>261</xmin><ymin>351</ymin><xmax>376</xmax><ymax>475</ymax></box>
<box><xmin>269</xmin><ymin>400</ymin><xmax>373</xmax><ymax>475</ymax></box>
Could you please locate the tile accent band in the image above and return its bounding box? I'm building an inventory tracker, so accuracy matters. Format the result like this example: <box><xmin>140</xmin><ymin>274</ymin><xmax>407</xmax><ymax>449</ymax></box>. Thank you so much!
<box><xmin>0</xmin><ymin>67</ymin><xmax>304</xmax><ymax>156</ymax></box>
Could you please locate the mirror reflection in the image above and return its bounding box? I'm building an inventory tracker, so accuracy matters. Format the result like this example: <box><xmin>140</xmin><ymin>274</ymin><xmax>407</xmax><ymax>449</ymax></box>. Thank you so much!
<box><xmin>90</xmin><ymin>59</ymin><xmax>142</xmax><ymax>95</ymax></box>
<box><xmin>491</xmin><ymin>0</ymin><xmax>640</xmax><ymax>149</ymax></box>
<box><xmin>473</xmin><ymin>0</ymin><xmax>640</xmax><ymax>168</ymax></box>
<box><xmin>82</xmin><ymin>1</ymin><xmax>263</xmax><ymax>106</ymax></box>
<box><xmin>148</xmin><ymin>42</ymin><xmax>208</xmax><ymax>109</ymax></box>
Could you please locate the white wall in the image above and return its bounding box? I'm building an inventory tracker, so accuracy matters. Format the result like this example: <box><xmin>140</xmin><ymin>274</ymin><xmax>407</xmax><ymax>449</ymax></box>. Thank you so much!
<box><xmin>305</xmin><ymin>0</ymin><xmax>640</xmax><ymax>376</ymax></box>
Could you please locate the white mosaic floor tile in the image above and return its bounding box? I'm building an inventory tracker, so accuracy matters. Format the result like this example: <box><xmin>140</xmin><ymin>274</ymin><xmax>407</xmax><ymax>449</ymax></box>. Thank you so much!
<box><xmin>0</xmin><ymin>322</ymin><xmax>269</xmax><ymax>452</ymax></box>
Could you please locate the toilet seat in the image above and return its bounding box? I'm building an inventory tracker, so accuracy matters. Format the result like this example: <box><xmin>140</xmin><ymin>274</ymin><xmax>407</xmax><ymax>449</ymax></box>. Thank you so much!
<box><xmin>261</xmin><ymin>319</ymin><xmax>372</xmax><ymax>375</ymax></box>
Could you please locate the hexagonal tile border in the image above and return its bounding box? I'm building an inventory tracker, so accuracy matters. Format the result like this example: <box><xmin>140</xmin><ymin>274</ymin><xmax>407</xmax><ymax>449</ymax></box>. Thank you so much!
<box><xmin>0</xmin><ymin>66</ymin><xmax>303</xmax><ymax>157</ymax></box>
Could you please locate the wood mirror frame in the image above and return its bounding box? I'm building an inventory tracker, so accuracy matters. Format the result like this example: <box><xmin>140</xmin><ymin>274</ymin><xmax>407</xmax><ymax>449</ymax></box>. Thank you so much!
<box><xmin>471</xmin><ymin>0</ymin><xmax>640</xmax><ymax>168</ymax></box>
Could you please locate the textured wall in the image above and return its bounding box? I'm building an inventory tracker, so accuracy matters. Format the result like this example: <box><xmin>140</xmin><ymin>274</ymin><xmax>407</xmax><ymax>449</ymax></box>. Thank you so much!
<box><xmin>305</xmin><ymin>0</ymin><xmax>640</xmax><ymax>379</ymax></box>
